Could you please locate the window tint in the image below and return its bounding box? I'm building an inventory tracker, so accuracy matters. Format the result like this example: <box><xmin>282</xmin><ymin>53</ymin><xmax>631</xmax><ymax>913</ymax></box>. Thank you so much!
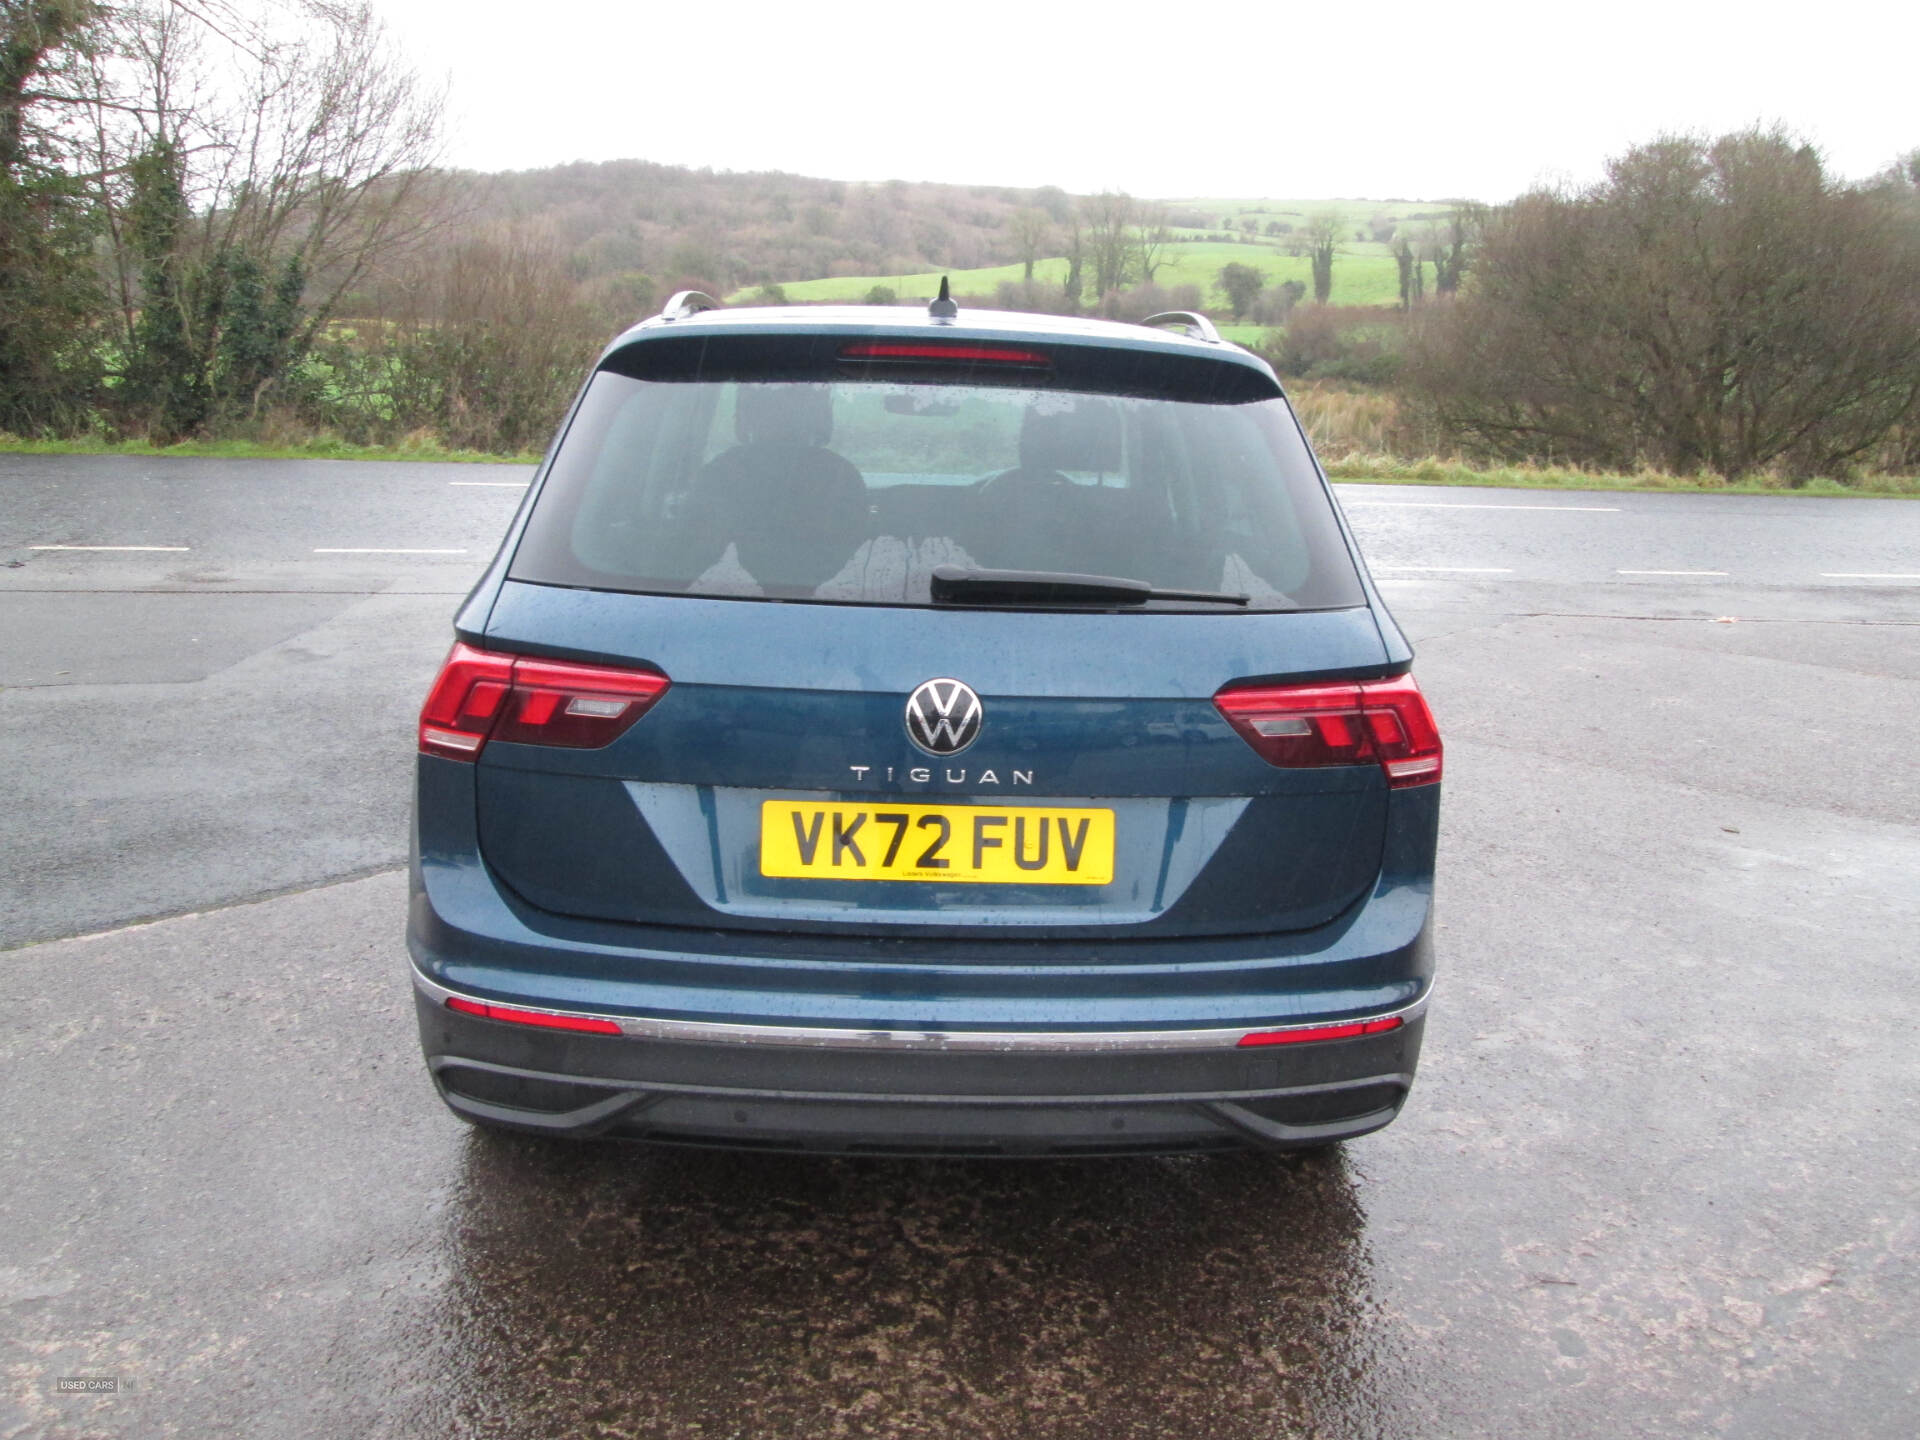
<box><xmin>509</xmin><ymin>367</ymin><xmax>1363</xmax><ymax>611</ymax></box>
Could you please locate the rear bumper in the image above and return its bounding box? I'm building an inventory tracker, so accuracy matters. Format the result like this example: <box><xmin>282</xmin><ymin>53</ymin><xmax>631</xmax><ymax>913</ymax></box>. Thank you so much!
<box><xmin>415</xmin><ymin>977</ymin><xmax>1426</xmax><ymax>1155</ymax></box>
<box><xmin>409</xmin><ymin>752</ymin><xmax>1438</xmax><ymax>1154</ymax></box>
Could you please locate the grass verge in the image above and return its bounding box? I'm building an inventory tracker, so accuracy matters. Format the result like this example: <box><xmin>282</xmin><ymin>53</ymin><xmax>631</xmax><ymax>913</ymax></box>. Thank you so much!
<box><xmin>1324</xmin><ymin>454</ymin><xmax>1920</xmax><ymax>497</ymax></box>
<box><xmin>0</xmin><ymin>434</ymin><xmax>539</xmax><ymax>465</ymax></box>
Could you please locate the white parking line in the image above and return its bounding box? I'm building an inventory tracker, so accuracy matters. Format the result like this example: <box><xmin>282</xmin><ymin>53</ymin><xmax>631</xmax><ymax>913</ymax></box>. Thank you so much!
<box><xmin>313</xmin><ymin>548</ymin><xmax>468</xmax><ymax>555</ymax></box>
<box><xmin>448</xmin><ymin>481</ymin><xmax>527</xmax><ymax>488</ymax></box>
<box><xmin>1617</xmin><ymin>569</ymin><xmax>1728</xmax><ymax>576</ymax></box>
<box><xmin>1820</xmin><ymin>572</ymin><xmax>1920</xmax><ymax>580</ymax></box>
<box><xmin>1344</xmin><ymin>501</ymin><xmax>1620</xmax><ymax>512</ymax></box>
<box><xmin>1374</xmin><ymin>565</ymin><xmax>1514</xmax><ymax>574</ymax></box>
<box><xmin>30</xmin><ymin>544</ymin><xmax>190</xmax><ymax>552</ymax></box>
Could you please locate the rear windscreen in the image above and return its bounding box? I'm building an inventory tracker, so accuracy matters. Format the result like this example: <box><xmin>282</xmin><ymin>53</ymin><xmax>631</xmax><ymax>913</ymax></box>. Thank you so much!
<box><xmin>509</xmin><ymin>353</ymin><xmax>1364</xmax><ymax>612</ymax></box>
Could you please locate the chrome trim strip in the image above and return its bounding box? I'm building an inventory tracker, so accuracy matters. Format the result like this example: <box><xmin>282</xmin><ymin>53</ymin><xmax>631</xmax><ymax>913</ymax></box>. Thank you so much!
<box><xmin>412</xmin><ymin>967</ymin><xmax>1427</xmax><ymax>1053</ymax></box>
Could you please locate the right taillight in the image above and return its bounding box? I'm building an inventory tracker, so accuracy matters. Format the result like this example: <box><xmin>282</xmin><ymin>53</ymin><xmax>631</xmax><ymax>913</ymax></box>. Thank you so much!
<box><xmin>418</xmin><ymin>642</ymin><xmax>670</xmax><ymax>761</ymax></box>
<box><xmin>1214</xmin><ymin>673</ymin><xmax>1441</xmax><ymax>787</ymax></box>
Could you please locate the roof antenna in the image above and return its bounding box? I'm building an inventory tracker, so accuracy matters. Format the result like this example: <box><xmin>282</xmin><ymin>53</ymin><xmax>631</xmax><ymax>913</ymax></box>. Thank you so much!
<box><xmin>928</xmin><ymin>276</ymin><xmax>959</xmax><ymax>321</ymax></box>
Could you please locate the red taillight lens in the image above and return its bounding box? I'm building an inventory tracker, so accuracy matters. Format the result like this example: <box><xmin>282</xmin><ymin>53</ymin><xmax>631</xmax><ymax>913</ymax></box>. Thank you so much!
<box><xmin>1214</xmin><ymin>674</ymin><xmax>1441</xmax><ymax>787</ymax></box>
<box><xmin>419</xmin><ymin>644</ymin><xmax>515</xmax><ymax>758</ymax></box>
<box><xmin>445</xmin><ymin>996</ymin><xmax>622</xmax><ymax>1034</ymax></box>
<box><xmin>490</xmin><ymin>655</ymin><xmax>672</xmax><ymax>749</ymax></box>
<box><xmin>839</xmin><ymin>341</ymin><xmax>1051</xmax><ymax>366</ymax></box>
<box><xmin>1237</xmin><ymin>1015</ymin><xmax>1404</xmax><ymax>1048</ymax></box>
<box><xmin>418</xmin><ymin>643</ymin><xmax>669</xmax><ymax>761</ymax></box>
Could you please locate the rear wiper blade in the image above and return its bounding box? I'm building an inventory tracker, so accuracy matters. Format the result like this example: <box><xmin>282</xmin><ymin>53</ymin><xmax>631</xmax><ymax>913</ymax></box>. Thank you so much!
<box><xmin>930</xmin><ymin>565</ymin><xmax>1249</xmax><ymax>607</ymax></box>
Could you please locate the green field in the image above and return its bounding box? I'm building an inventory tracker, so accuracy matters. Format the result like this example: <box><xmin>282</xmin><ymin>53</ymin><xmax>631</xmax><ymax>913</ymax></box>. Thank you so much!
<box><xmin>733</xmin><ymin>241</ymin><xmax>1403</xmax><ymax>312</ymax></box>
<box><xmin>1153</xmin><ymin>242</ymin><xmax>1401</xmax><ymax>308</ymax></box>
<box><xmin>730</xmin><ymin>194</ymin><xmax>1469</xmax><ymax>313</ymax></box>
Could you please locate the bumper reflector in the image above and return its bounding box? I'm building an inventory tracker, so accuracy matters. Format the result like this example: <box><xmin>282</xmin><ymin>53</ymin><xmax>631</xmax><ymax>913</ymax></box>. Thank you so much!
<box><xmin>1237</xmin><ymin>1015</ymin><xmax>1404</xmax><ymax>1048</ymax></box>
<box><xmin>445</xmin><ymin>996</ymin><xmax>622</xmax><ymax>1035</ymax></box>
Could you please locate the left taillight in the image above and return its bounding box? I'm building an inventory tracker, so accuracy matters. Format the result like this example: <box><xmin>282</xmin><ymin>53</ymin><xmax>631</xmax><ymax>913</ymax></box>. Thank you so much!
<box><xmin>418</xmin><ymin>642</ymin><xmax>670</xmax><ymax>761</ymax></box>
<box><xmin>1214</xmin><ymin>673</ymin><xmax>1442</xmax><ymax>788</ymax></box>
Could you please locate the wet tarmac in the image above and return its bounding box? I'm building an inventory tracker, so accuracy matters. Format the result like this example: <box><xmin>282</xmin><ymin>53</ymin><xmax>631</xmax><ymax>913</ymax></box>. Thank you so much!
<box><xmin>8</xmin><ymin>676</ymin><xmax>1917</xmax><ymax>1437</ymax></box>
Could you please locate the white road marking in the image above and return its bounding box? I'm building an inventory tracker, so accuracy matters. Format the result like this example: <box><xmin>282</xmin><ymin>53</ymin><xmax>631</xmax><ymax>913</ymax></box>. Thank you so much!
<box><xmin>313</xmin><ymin>548</ymin><xmax>468</xmax><ymax>555</ymax></box>
<box><xmin>1374</xmin><ymin>565</ymin><xmax>1514</xmax><ymax>574</ymax></box>
<box><xmin>1344</xmin><ymin>500</ymin><xmax>1620</xmax><ymax>512</ymax></box>
<box><xmin>448</xmin><ymin>481</ymin><xmax>527</xmax><ymax>487</ymax></box>
<box><xmin>1617</xmin><ymin>569</ymin><xmax>1728</xmax><ymax>576</ymax></box>
<box><xmin>1820</xmin><ymin>572</ymin><xmax>1920</xmax><ymax>580</ymax></box>
<box><xmin>30</xmin><ymin>544</ymin><xmax>190</xmax><ymax>552</ymax></box>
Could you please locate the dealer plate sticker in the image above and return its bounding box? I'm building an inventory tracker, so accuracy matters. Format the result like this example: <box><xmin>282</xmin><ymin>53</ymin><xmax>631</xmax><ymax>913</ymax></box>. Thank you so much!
<box><xmin>759</xmin><ymin>801</ymin><xmax>1114</xmax><ymax>885</ymax></box>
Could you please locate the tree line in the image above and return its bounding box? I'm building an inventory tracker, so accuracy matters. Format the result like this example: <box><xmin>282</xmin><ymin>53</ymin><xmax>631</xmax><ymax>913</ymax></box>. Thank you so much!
<box><xmin>2</xmin><ymin>1</ymin><xmax>455</xmax><ymax>439</ymax></box>
<box><xmin>1406</xmin><ymin>132</ymin><xmax>1920</xmax><ymax>479</ymax></box>
<box><xmin>1214</xmin><ymin>133</ymin><xmax>1920</xmax><ymax>481</ymax></box>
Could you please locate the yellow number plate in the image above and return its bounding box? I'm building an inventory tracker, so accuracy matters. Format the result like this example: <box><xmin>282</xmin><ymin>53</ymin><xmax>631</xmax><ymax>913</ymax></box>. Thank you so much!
<box><xmin>760</xmin><ymin>801</ymin><xmax>1114</xmax><ymax>885</ymax></box>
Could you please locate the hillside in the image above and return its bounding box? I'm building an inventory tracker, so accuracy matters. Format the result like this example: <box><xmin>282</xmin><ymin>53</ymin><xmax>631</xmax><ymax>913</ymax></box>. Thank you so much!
<box><xmin>427</xmin><ymin>160</ymin><xmax>1460</xmax><ymax>320</ymax></box>
<box><xmin>434</xmin><ymin>160</ymin><xmax>1071</xmax><ymax>302</ymax></box>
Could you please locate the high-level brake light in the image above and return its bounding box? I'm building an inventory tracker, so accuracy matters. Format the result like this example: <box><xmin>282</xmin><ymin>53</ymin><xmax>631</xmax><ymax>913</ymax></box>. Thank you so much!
<box><xmin>419</xmin><ymin>643</ymin><xmax>669</xmax><ymax>760</ymax></box>
<box><xmin>839</xmin><ymin>341</ymin><xmax>1051</xmax><ymax>366</ymax></box>
<box><xmin>1237</xmin><ymin>1015</ymin><xmax>1404</xmax><ymax>1048</ymax></box>
<box><xmin>1214</xmin><ymin>674</ymin><xmax>1441</xmax><ymax>787</ymax></box>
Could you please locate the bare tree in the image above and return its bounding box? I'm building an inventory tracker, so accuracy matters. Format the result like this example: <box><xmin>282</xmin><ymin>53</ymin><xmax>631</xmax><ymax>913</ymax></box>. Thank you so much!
<box><xmin>1429</xmin><ymin>204</ymin><xmax>1482</xmax><ymax>294</ymax></box>
<box><xmin>1082</xmin><ymin>190</ymin><xmax>1135</xmax><ymax>298</ymax></box>
<box><xmin>1133</xmin><ymin>200</ymin><xmax>1174</xmax><ymax>285</ymax></box>
<box><xmin>1303</xmin><ymin>211</ymin><xmax>1340</xmax><ymax>303</ymax></box>
<box><xmin>1006</xmin><ymin>205</ymin><xmax>1051</xmax><ymax>283</ymax></box>
<box><xmin>1060</xmin><ymin>207</ymin><xmax>1084</xmax><ymax>311</ymax></box>
<box><xmin>82</xmin><ymin>0</ymin><xmax>447</xmax><ymax>426</ymax></box>
<box><xmin>1406</xmin><ymin>129</ymin><xmax>1920</xmax><ymax>479</ymax></box>
<box><xmin>377</xmin><ymin>219</ymin><xmax>603</xmax><ymax>453</ymax></box>
<box><xmin>1392</xmin><ymin>234</ymin><xmax>1418</xmax><ymax>309</ymax></box>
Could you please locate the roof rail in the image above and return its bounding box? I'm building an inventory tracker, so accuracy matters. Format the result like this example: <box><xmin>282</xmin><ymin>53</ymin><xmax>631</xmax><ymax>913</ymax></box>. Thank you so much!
<box><xmin>658</xmin><ymin>290</ymin><xmax>722</xmax><ymax>321</ymax></box>
<box><xmin>1139</xmin><ymin>311</ymin><xmax>1222</xmax><ymax>343</ymax></box>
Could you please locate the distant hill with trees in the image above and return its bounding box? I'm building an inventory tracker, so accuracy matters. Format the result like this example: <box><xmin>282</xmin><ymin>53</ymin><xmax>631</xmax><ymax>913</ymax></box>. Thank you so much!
<box><xmin>420</xmin><ymin>168</ymin><xmax>1473</xmax><ymax>325</ymax></box>
<box><xmin>413</xmin><ymin>162</ymin><xmax>1086</xmax><ymax>324</ymax></box>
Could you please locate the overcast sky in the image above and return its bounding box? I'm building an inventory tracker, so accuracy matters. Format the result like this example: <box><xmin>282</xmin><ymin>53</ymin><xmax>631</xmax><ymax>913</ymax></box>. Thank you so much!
<box><xmin>376</xmin><ymin>0</ymin><xmax>1917</xmax><ymax>201</ymax></box>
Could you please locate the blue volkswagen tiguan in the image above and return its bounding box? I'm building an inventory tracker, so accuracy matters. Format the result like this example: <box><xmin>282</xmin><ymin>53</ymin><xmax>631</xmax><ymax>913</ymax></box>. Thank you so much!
<box><xmin>408</xmin><ymin>290</ymin><xmax>1441</xmax><ymax>1155</ymax></box>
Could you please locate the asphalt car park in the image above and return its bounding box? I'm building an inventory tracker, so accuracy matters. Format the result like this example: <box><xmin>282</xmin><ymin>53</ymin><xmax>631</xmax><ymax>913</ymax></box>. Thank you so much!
<box><xmin>3</xmin><ymin>454</ymin><xmax>1916</xmax><ymax>1437</ymax></box>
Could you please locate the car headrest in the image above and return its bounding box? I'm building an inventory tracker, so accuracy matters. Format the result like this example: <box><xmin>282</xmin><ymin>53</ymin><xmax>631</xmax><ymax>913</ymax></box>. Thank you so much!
<box><xmin>1019</xmin><ymin>397</ymin><xmax>1122</xmax><ymax>474</ymax></box>
<box><xmin>736</xmin><ymin>384</ymin><xmax>835</xmax><ymax>447</ymax></box>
